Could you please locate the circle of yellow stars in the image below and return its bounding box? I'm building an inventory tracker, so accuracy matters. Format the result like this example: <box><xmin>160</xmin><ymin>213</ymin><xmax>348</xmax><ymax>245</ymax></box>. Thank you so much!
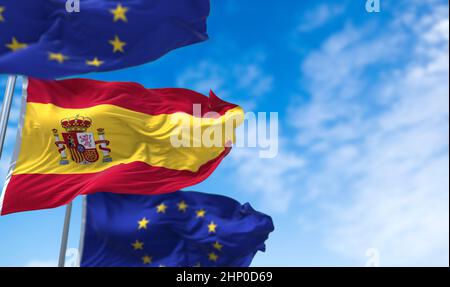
<box><xmin>132</xmin><ymin>200</ymin><xmax>225</xmax><ymax>267</ymax></box>
<box><xmin>1</xmin><ymin>3</ymin><xmax>130</xmax><ymax>68</ymax></box>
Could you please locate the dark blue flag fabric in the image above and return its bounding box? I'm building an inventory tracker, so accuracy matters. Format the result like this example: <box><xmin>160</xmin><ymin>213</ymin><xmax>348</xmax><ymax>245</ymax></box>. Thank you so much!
<box><xmin>0</xmin><ymin>0</ymin><xmax>209</xmax><ymax>79</ymax></box>
<box><xmin>80</xmin><ymin>191</ymin><xmax>274</xmax><ymax>267</ymax></box>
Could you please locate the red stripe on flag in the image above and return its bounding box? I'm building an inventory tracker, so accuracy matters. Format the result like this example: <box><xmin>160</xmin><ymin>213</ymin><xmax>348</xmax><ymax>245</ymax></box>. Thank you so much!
<box><xmin>1</xmin><ymin>148</ymin><xmax>231</xmax><ymax>215</ymax></box>
<box><xmin>27</xmin><ymin>78</ymin><xmax>237</xmax><ymax>117</ymax></box>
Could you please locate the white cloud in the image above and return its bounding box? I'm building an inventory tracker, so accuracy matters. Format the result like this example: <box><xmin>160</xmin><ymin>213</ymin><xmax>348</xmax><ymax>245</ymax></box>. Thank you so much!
<box><xmin>176</xmin><ymin>61</ymin><xmax>225</xmax><ymax>97</ymax></box>
<box><xmin>176</xmin><ymin>53</ymin><xmax>273</xmax><ymax>108</ymax></box>
<box><xmin>297</xmin><ymin>4</ymin><xmax>345</xmax><ymax>32</ymax></box>
<box><xmin>24</xmin><ymin>260</ymin><xmax>57</xmax><ymax>267</ymax></box>
<box><xmin>229</xmin><ymin>143</ymin><xmax>305</xmax><ymax>213</ymax></box>
<box><xmin>235</xmin><ymin>64</ymin><xmax>273</xmax><ymax>97</ymax></box>
<box><xmin>289</xmin><ymin>3</ymin><xmax>449</xmax><ymax>266</ymax></box>
<box><xmin>23</xmin><ymin>248</ymin><xmax>79</xmax><ymax>267</ymax></box>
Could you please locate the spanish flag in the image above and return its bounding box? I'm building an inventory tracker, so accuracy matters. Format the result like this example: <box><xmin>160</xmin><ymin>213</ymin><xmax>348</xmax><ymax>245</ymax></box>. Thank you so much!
<box><xmin>0</xmin><ymin>78</ymin><xmax>243</xmax><ymax>215</ymax></box>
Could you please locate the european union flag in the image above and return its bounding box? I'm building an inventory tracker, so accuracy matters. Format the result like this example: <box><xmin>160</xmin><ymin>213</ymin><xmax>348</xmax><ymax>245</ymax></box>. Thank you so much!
<box><xmin>0</xmin><ymin>0</ymin><xmax>209</xmax><ymax>79</ymax></box>
<box><xmin>80</xmin><ymin>191</ymin><xmax>274</xmax><ymax>267</ymax></box>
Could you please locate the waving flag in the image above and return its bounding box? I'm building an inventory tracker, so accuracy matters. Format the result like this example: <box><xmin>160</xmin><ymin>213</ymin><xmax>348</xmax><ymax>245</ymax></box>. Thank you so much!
<box><xmin>80</xmin><ymin>191</ymin><xmax>274</xmax><ymax>267</ymax></box>
<box><xmin>0</xmin><ymin>78</ymin><xmax>243</xmax><ymax>215</ymax></box>
<box><xmin>0</xmin><ymin>0</ymin><xmax>209</xmax><ymax>78</ymax></box>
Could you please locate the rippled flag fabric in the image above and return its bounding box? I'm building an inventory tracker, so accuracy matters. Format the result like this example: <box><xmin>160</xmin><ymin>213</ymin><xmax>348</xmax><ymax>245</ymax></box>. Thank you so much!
<box><xmin>0</xmin><ymin>0</ymin><xmax>209</xmax><ymax>79</ymax></box>
<box><xmin>80</xmin><ymin>191</ymin><xmax>274</xmax><ymax>267</ymax></box>
<box><xmin>0</xmin><ymin>78</ymin><xmax>243</xmax><ymax>215</ymax></box>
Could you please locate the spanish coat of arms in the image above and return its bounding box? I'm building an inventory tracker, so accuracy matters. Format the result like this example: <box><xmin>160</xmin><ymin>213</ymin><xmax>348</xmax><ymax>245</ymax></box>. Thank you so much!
<box><xmin>52</xmin><ymin>115</ymin><xmax>112</xmax><ymax>165</ymax></box>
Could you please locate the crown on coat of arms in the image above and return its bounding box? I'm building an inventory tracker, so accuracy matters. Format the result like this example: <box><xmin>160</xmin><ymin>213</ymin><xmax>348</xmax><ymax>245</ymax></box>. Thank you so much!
<box><xmin>60</xmin><ymin>115</ymin><xmax>92</xmax><ymax>132</ymax></box>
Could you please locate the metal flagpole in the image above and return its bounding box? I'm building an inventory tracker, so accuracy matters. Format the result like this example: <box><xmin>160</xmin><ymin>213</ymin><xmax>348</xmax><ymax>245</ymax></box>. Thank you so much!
<box><xmin>77</xmin><ymin>196</ymin><xmax>87</xmax><ymax>267</ymax></box>
<box><xmin>0</xmin><ymin>75</ymin><xmax>17</xmax><ymax>159</ymax></box>
<box><xmin>58</xmin><ymin>202</ymin><xmax>73</xmax><ymax>267</ymax></box>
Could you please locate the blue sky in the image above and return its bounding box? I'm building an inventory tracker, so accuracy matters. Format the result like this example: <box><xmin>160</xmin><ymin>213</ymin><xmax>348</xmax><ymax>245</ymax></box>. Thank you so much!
<box><xmin>0</xmin><ymin>0</ymin><xmax>449</xmax><ymax>266</ymax></box>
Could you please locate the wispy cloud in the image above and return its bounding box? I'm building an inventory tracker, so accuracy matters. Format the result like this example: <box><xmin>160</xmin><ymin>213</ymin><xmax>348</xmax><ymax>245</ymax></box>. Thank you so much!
<box><xmin>229</xmin><ymin>141</ymin><xmax>305</xmax><ymax>213</ymax></box>
<box><xmin>176</xmin><ymin>52</ymin><xmax>273</xmax><ymax>109</ymax></box>
<box><xmin>297</xmin><ymin>4</ymin><xmax>345</xmax><ymax>32</ymax></box>
<box><xmin>289</xmin><ymin>3</ymin><xmax>449</xmax><ymax>266</ymax></box>
<box><xmin>225</xmin><ymin>0</ymin><xmax>449</xmax><ymax>266</ymax></box>
<box><xmin>24</xmin><ymin>260</ymin><xmax>57</xmax><ymax>267</ymax></box>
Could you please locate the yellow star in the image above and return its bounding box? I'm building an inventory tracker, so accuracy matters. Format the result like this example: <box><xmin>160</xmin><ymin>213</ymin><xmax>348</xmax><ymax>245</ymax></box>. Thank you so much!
<box><xmin>110</xmin><ymin>3</ymin><xmax>128</xmax><ymax>22</ymax></box>
<box><xmin>196</xmin><ymin>209</ymin><xmax>206</xmax><ymax>218</ymax></box>
<box><xmin>0</xmin><ymin>6</ymin><xmax>5</xmax><ymax>22</ymax></box>
<box><xmin>156</xmin><ymin>203</ymin><xmax>168</xmax><ymax>213</ymax></box>
<box><xmin>131</xmin><ymin>240</ymin><xmax>144</xmax><ymax>250</ymax></box>
<box><xmin>213</xmin><ymin>241</ymin><xmax>223</xmax><ymax>251</ymax></box>
<box><xmin>86</xmin><ymin>57</ymin><xmax>103</xmax><ymax>67</ymax></box>
<box><xmin>177</xmin><ymin>201</ymin><xmax>188</xmax><ymax>212</ymax></box>
<box><xmin>6</xmin><ymin>37</ymin><xmax>27</xmax><ymax>52</ymax></box>
<box><xmin>48</xmin><ymin>52</ymin><xmax>68</xmax><ymax>64</ymax></box>
<box><xmin>208</xmin><ymin>221</ymin><xmax>217</xmax><ymax>233</ymax></box>
<box><xmin>137</xmin><ymin>217</ymin><xmax>149</xmax><ymax>230</ymax></box>
<box><xmin>208</xmin><ymin>252</ymin><xmax>218</xmax><ymax>262</ymax></box>
<box><xmin>142</xmin><ymin>255</ymin><xmax>152</xmax><ymax>264</ymax></box>
<box><xmin>109</xmin><ymin>35</ymin><xmax>126</xmax><ymax>53</ymax></box>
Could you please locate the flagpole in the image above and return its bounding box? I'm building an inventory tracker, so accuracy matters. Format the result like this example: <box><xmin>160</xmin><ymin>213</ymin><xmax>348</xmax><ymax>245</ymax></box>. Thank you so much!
<box><xmin>0</xmin><ymin>75</ymin><xmax>17</xmax><ymax>159</ymax></box>
<box><xmin>58</xmin><ymin>202</ymin><xmax>73</xmax><ymax>267</ymax></box>
<box><xmin>77</xmin><ymin>196</ymin><xmax>87</xmax><ymax>267</ymax></box>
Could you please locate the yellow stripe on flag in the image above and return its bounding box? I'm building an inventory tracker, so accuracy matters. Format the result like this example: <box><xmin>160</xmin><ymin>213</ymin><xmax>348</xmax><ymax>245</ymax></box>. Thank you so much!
<box><xmin>14</xmin><ymin>103</ymin><xmax>244</xmax><ymax>175</ymax></box>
